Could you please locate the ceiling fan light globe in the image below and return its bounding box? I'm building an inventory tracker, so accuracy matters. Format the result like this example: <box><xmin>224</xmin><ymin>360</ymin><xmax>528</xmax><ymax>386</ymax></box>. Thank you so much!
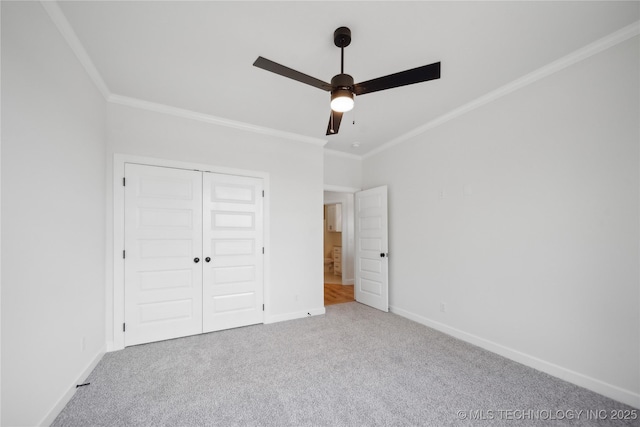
<box><xmin>330</xmin><ymin>90</ymin><xmax>354</xmax><ymax>112</ymax></box>
<box><xmin>331</xmin><ymin>97</ymin><xmax>354</xmax><ymax>112</ymax></box>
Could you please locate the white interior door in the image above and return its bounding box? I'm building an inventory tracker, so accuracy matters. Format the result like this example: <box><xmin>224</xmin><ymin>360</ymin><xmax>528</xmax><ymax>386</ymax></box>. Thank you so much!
<box><xmin>202</xmin><ymin>173</ymin><xmax>264</xmax><ymax>332</ymax></box>
<box><xmin>355</xmin><ymin>186</ymin><xmax>389</xmax><ymax>312</ymax></box>
<box><xmin>124</xmin><ymin>164</ymin><xmax>203</xmax><ymax>346</ymax></box>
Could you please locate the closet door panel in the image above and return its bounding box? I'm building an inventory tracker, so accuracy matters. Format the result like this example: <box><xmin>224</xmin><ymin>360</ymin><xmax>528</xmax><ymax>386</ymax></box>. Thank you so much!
<box><xmin>124</xmin><ymin>164</ymin><xmax>203</xmax><ymax>346</ymax></box>
<box><xmin>202</xmin><ymin>173</ymin><xmax>264</xmax><ymax>332</ymax></box>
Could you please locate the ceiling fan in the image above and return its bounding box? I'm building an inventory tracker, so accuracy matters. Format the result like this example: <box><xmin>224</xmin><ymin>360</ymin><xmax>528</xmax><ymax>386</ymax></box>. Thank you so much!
<box><xmin>253</xmin><ymin>26</ymin><xmax>441</xmax><ymax>136</ymax></box>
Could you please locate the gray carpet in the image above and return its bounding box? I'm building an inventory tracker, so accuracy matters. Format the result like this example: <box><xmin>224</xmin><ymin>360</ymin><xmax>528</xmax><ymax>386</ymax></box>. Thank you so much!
<box><xmin>53</xmin><ymin>302</ymin><xmax>638</xmax><ymax>426</ymax></box>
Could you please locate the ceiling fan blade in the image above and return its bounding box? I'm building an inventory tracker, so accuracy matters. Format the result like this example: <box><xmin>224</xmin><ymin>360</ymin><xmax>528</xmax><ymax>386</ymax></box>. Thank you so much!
<box><xmin>353</xmin><ymin>62</ymin><xmax>441</xmax><ymax>96</ymax></box>
<box><xmin>253</xmin><ymin>56</ymin><xmax>332</xmax><ymax>91</ymax></box>
<box><xmin>326</xmin><ymin>111</ymin><xmax>343</xmax><ymax>136</ymax></box>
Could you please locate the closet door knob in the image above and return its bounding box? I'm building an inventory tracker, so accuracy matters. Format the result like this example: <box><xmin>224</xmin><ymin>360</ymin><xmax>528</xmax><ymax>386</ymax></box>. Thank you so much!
<box><xmin>205</xmin><ymin>257</ymin><xmax>211</xmax><ymax>263</ymax></box>
<box><xmin>194</xmin><ymin>257</ymin><xmax>200</xmax><ymax>263</ymax></box>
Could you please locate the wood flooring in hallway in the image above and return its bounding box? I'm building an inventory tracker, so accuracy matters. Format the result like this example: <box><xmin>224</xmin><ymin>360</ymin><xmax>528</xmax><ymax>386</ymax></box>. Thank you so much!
<box><xmin>324</xmin><ymin>283</ymin><xmax>355</xmax><ymax>306</ymax></box>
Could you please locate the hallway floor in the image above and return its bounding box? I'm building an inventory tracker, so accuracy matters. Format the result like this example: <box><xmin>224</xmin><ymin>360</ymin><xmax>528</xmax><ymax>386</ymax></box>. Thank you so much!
<box><xmin>324</xmin><ymin>282</ymin><xmax>354</xmax><ymax>306</ymax></box>
<box><xmin>323</xmin><ymin>271</ymin><xmax>344</xmax><ymax>285</ymax></box>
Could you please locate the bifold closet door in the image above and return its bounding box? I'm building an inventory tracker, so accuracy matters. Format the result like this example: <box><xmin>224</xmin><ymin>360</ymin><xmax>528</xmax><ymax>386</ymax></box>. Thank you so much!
<box><xmin>124</xmin><ymin>164</ymin><xmax>203</xmax><ymax>346</ymax></box>
<box><xmin>202</xmin><ymin>173</ymin><xmax>264</xmax><ymax>332</ymax></box>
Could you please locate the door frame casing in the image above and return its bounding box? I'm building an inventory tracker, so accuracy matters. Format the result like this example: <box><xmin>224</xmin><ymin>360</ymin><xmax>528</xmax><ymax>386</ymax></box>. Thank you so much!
<box><xmin>111</xmin><ymin>154</ymin><xmax>270</xmax><ymax>351</ymax></box>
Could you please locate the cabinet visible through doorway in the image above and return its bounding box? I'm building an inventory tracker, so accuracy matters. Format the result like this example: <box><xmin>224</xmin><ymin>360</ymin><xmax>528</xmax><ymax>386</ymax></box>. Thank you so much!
<box><xmin>327</xmin><ymin>203</ymin><xmax>342</xmax><ymax>232</ymax></box>
<box><xmin>333</xmin><ymin>246</ymin><xmax>342</xmax><ymax>276</ymax></box>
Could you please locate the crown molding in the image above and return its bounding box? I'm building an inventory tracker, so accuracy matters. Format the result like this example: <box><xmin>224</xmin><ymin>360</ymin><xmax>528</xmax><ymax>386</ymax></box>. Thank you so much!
<box><xmin>108</xmin><ymin>94</ymin><xmax>328</xmax><ymax>147</ymax></box>
<box><xmin>364</xmin><ymin>20</ymin><xmax>640</xmax><ymax>159</ymax></box>
<box><xmin>41</xmin><ymin>0</ymin><xmax>326</xmax><ymax>147</ymax></box>
<box><xmin>40</xmin><ymin>0</ymin><xmax>638</xmax><ymax>156</ymax></box>
<box><xmin>40</xmin><ymin>1</ymin><xmax>110</xmax><ymax>99</ymax></box>
<box><xmin>324</xmin><ymin>185</ymin><xmax>361</xmax><ymax>193</ymax></box>
<box><xmin>323</xmin><ymin>148</ymin><xmax>362</xmax><ymax>160</ymax></box>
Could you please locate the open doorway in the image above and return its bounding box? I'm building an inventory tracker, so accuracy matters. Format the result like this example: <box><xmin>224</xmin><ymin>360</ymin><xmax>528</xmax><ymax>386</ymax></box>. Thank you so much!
<box><xmin>323</xmin><ymin>191</ymin><xmax>355</xmax><ymax>306</ymax></box>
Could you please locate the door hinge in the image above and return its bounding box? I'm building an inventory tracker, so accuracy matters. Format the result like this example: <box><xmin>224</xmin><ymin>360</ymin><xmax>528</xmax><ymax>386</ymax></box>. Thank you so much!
<box><xmin>123</xmin><ymin>250</ymin><xmax>126</xmax><ymax>259</ymax></box>
<box><xmin>262</xmin><ymin>247</ymin><xmax>264</xmax><ymax>254</ymax></box>
<box><xmin>122</xmin><ymin>177</ymin><xmax>126</xmax><ymax>186</ymax></box>
<box><xmin>262</xmin><ymin>304</ymin><xmax>264</xmax><ymax>311</ymax></box>
<box><xmin>123</xmin><ymin>323</ymin><xmax>126</xmax><ymax>332</ymax></box>
<box><xmin>262</xmin><ymin>190</ymin><xmax>264</xmax><ymax>197</ymax></box>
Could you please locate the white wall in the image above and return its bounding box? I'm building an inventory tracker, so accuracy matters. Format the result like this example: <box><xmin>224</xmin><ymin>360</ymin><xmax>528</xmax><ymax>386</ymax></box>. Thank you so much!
<box><xmin>105</xmin><ymin>103</ymin><xmax>325</xmax><ymax>346</ymax></box>
<box><xmin>363</xmin><ymin>37</ymin><xmax>639</xmax><ymax>406</ymax></box>
<box><xmin>1</xmin><ymin>2</ymin><xmax>107</xmax><ymax>425</ymax></box>
<box><xmin>324</xmin><ymin>150</ymin><xmax>362</xmax><ymax>190</ymax></box>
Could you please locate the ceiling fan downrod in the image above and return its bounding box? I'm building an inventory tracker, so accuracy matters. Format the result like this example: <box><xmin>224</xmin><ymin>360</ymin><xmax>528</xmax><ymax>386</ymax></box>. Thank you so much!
<box><xmin>334</xmin><ymin>26</ymin><xmax>351</xmax><ymax>77</ymax></box>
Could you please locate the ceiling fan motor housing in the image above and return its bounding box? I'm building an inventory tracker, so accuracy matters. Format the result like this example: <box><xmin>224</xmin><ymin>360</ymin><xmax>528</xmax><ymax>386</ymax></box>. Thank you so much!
<box><xmin>330</xmin><ymin>73</ymin><xmax>355</xmax><ymax>112</ymax></box>
<box><xmin>331</xmin><ymin>73</ymin><xmax>354</xmax><ymax>91</ymax></box>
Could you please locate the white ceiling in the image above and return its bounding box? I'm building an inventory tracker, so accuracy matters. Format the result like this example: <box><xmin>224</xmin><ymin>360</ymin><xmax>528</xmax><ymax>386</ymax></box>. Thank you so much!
<box><xmin>57</xmin><ymin>1</ymin><xmax>639</xmax><ymax>156</ymax></box>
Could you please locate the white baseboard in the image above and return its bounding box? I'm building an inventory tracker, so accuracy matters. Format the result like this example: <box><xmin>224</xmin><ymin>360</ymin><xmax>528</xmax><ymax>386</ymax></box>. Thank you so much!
<box><xmin>389</xmin><ymin>305</ymin><xmax>640</xmax><ymax>409</ymax></box>
<box><xmin>39</xmin><ymin>345</ymin><xmax>106</xmax><ymax>426</ymax></box>
<box><xmin>265</xmin><ymin>307</ymin><xmax>326</xmax><ymax>324</ymax></box>
<box><xmin>106</xmin><ymin>306</ymin><xmax>329</xmax><ymax>351</ymax></box>
<box><xmin>343</xmin><ymin>279</ymin><xmax>354</xmax><ymax>285</ymax></box>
